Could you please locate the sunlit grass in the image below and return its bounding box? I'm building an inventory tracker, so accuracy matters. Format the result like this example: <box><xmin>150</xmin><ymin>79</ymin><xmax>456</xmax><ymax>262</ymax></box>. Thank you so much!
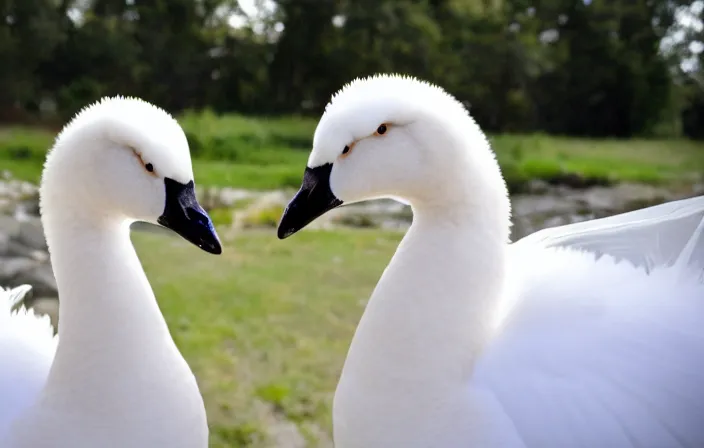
<box><xmin>2</xmin><ymin>115</ymin><xmax>703</xmax><ymax>191</ymax></box>
<box><xmin>133</xmin><ymin>228</ymin><xmax>401</xmax><ymax>446</ymax></box>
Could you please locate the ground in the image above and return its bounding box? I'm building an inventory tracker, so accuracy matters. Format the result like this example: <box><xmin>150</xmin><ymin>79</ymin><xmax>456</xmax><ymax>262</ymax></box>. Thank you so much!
<box><xmin>134</xmin><ymin>228</ymin><xmax>402</xmax><ymax>447</ymax></box>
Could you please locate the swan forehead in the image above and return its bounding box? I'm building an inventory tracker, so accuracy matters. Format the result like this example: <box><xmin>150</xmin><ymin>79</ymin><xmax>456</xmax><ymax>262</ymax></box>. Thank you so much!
<box><xmin>57</xmin><ymin>96</ymin><xmax>194</xmax><ymax>183</ymax></box>
<box><xmin>308</xmin><ymin>74</ymin><xmax>460</xmax><ymax>168</ymax></box>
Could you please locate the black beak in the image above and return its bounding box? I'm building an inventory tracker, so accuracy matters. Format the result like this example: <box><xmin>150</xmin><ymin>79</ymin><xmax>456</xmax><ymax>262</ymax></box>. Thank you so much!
<box><xmin>277</xmin><ymin>163</ymin><xmax>343</xmax><ymax>239</ymax></box>
<box><xmin>157</xmin><ymin>178</ymin><xmax>222</xmax><ymax>254</ymax></box>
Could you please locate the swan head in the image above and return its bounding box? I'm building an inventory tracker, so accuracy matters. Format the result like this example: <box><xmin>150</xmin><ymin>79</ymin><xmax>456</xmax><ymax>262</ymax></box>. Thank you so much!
<box><xmin>40</xmin><ymin>96</ymin><xmax>222</xmax><ymax>254</ymax></box>
<box><xmin>277</xmin><ymin>74</ymin><xmax>509</xmax><ymax>239</ymax></box>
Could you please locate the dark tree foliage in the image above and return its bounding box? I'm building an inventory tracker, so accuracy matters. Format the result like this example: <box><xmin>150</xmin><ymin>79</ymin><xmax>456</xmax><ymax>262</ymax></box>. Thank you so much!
<box><xmin>0</xmin><ymin>0</ymin><xmax>700</xmax><ymax>138</ymax></box>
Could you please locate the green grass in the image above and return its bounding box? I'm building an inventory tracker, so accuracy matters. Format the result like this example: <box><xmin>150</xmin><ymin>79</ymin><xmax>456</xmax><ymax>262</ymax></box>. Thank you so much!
<box><xmin>2</xmin><ymin>112</ymin><xmax>703</xmax><ymax>191</ymax></box>
<box><xmin>490</xmin><ymin>134</ymin><xmax>704</xmax><ymax>190</ymax></box>
<box><xmin>133</xmin><ymin>228</ymin><xmax>402</xmax><ymax>447</ymax></box>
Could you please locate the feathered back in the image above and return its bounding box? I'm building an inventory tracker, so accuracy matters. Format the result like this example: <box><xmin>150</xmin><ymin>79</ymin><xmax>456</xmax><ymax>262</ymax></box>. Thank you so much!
<box><xmin>0</xmin><ymin>285</ymin><xmax>57</xmax><ymax>441</ymax></box>
<box><xmin>1</xmin><ymin>285</ymin><xmax>32</xmax><ymax>313</ymax></box>
<box><xmin>0</xmin><ymin>285</ymin><xmax>55</xmax><ymax>341</ymax></box>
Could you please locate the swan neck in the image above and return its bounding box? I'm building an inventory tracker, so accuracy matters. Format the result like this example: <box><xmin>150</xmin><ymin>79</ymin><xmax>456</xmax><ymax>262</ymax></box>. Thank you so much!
<box><xmin>380</xmin><ymin>207</ymin><xmax>506</xmax><ymax>370</ymax></box>
<box><xmin>333</xmin><ymin>205</ymin><xmax>509</xmax><ymax>446</ymax></box>
<box><xmin>339</xmin><ymin>202</ymin><xmax>508</xmax><ymax>382</ymax></box>
<box><xmin>42</xmin><ymin>213</ymin><xmax>171</xmax><ymax>391</ymax></box>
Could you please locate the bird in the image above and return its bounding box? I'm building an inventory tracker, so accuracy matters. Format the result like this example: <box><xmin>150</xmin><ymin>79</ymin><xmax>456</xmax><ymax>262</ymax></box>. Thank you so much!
<box><xmin>0</xmin><ymin>96</ymin><xmax>222</xmax><ymax>448</ymax></box>
<box><xmin>277</xmin><ymin>73</ymin><xmax>704</xmax><ymax>448</ymax></box>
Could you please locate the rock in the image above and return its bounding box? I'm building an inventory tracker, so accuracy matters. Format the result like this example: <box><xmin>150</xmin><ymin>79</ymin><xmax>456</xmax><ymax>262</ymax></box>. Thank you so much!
<box><xmin>266</xmin><ymin>420</ymin><xmax>307</xmax><ymax>448</ymax></box>
<box><xmin>30</xmin><ymin>297</ymin><xmax>59</xmax><ymax>330</ymax></box>
<box><xmin>0</xmin><ymin>177</ymin><xmax>697</xmax><ymax>313</ymax></box>
<box><xmin>207</xmin><ymin>180</ymin><xmax>692</xmax><ymax>239</ymax></box>
<box><xmin>199</xmin><ymin>186</ymin><xmax>261</xmax><ymax>209</ymax></box>
<box><xmin>569</xmin><ymin>183</ymin><xmax>672</xmax><ymax>214</ymax></box>
<box><xmin>0</xmin><ymin>232</ymin><xmax>9</xmax><ymax>255</ymax></box>
<box><xmin>232</xmin><ymin>191</ymin><xmax>289</xmax><ymax>229</ymax></box>
<box><xmin>16</xmin><ymin>181</ymin><xmax>38</xmax><ymax>198</ymax></box>
<box><xmin>0</xmin><ymin>214</ymin><xmax>21</xmax><ymax>238</ymax></box>
<box><xmin>511</xmin><ymin>194</ymin><xmax>580</xmax><ymax>218</ymax></box>
<box><xmin>0</xmin><ymin>178</ymin><xmax>54</xmax><ymax>303</ymax></box>
<box><xmin>14</xmin><ymin>264</ymin><xmax>58</xmax><ymax>298</ymax></box>
<box><xmin>0</xmin><ymin>256</ymin><xmax>40</xmax><ymax>280</ymax></box>
<box><xmin>524</xmin><ymin>179</ymin><xmax>551</xmax><ymax>194</ymax></box>
<box><xmin>0</xmin><ymin>197</ymin><xmax>12</xmax><ymax>214</ymax></box>
<box><xmin>253</xmin><ymin>399</ymin><xmax>307</xmax><ymax>448</ymax></box>
<box><xmin>327</xmin><ymin>198</ymin><xmax>412</xmax><ymax>230</ymax></box>
<box><xmin>218</xmin><ymin>187</ymin><xmax>260</xmax><ymax>207</ymax></box>
<box><xmin>15</xmin><ymin>198</ymin><xmax>40</xmax><ymax>217</ymax></box>
<box><xmin>17</xmin><ymin>216</ymin><xmax>47</xmax><ymax>250</ymax></box>
<box><xmin>6</xmin><ymin>239</ymin><xmax>47</xmax><ymax>261</ymax></box>
<box><xmin>507</xmin><ymin>183</ymin><xmax>681</xmax><ymax>240</ymax></box>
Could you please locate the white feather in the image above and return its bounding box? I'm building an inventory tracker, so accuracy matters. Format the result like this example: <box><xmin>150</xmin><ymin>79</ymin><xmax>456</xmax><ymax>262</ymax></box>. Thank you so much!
<box><xmin>516</xmin><ymin>195</ymin><xmax>704</xmax><ymax>275</ymax></box>
<box><xmin>0</xmin><ymin>285</ymin><xmax>56</xmax><ymax>439</ymax></box>
<box><xmin>306</xmin><ymin>73</ymin><xmax>704</xmax><ymax>448</ymax></box>
<box><xmin>476</xmin><ymin>203</ymin><xmax>704</xmax><ymax>448</ymax></box>
<box><xmin>1</xmin><ymin>96</ymin><xmax>210</xmax><ymax>447</ymax></box>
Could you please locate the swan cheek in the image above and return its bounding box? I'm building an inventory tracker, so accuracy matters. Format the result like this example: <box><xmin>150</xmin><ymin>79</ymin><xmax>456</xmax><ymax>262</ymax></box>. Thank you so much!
<box><xmin>156</xmin><ymin>177</ymin><xmax>222</xmax><ymax>255</ymax></box>
<box><xmin>277</xmin><ymin>163</ymin><xmax>343</xmax><ymax>239</ymax></box>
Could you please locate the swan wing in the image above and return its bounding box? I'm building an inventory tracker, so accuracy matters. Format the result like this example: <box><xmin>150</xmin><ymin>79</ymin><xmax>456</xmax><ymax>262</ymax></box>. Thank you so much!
<box><xmin>514</xmin><ymin>195</ymin><xmax>704</xmax><ymax>274</ymax></box>
<box><xmin>473</xmin><ymin>197</ymin><xmax>704</xmax><ymax>447</ymax></box>
<box><xmin>0</xmin><ymin>285</ymin><xmax>56</xmax><ymax>440</ymax></box>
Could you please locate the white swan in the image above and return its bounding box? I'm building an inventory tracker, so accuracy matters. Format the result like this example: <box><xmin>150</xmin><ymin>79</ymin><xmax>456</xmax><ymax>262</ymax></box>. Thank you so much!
<box><xmin>277</xmin><ymin>74</ymin><xmax>704</xmax><ymax>448</ymax></box>
<box><xmin>0</xmin><ymin>97</ymin><xmax>222</xmax><ymax>448</ymax></box>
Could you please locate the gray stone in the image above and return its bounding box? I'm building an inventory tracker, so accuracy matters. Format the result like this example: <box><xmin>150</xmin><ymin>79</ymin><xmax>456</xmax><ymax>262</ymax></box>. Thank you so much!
<box><xmin>16</xmin><ymin>181</ymin><xmax>38</xmax><ymax>198</ymax></box>
<box><xmin>30</xmin><ymin>297</ymin><xmax>59</xmax><ymax>331</ymax></box>
<box><xmin>525</xmin><ymin>179</ymin><xmax>551</xmax><ymax>194</ymax></box>
<box><xmin>0</xmin><ymin>198</ymin><xmax>12</xmax><ymax>214</ymax></box>
<box><xmin>15</xmin><ymin>199</ymin><xmax>40</xmax><ymax>217</ymax></box>
<box><xmin>0</xmin><ymin>181</ymin><xmax>10</xmax><ymax>198</ymax></box>
<box><xmin>0</xmin><ymin>256</ymin><xmax>39</xmax><ymax>281</ymax></box>
<box><xmin>217</xmin><ymin>187</ymin><xmax>259</xmax><ymax>207</ymax></box>
<box><xmin>17</xmin><ymin>216</ymin><xmax>47</xmax><ymax>250</ymax></box>
<box><xmin>6</xmin><ymin>239</ymin><xmax>47</xmax><ymax>261</ymax></box>
<box><xmin>0</xmin><ymin>214</ymin><xmax>21</xmax><ymax>238</ymax></box>
<box><xmin>15</xmin><ymin>264</ymin><xmax>58</xmax><ymax>297</ymax></box>
<box><xmin>0</xmin><ymin>180</ymin><xmax>37</xmax><ymax>201</ymax></box>
<box><xmin>0</xmin><ymin>232</ymin><xmax>9</xmax><ymax>255</ymax></box>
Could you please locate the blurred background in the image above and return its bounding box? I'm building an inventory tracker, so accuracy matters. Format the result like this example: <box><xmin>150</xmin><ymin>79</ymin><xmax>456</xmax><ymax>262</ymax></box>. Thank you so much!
<box><xmin>0</xmin><ymin>0</ymin><xmax>703</xmax><ymax>446</ymax></box>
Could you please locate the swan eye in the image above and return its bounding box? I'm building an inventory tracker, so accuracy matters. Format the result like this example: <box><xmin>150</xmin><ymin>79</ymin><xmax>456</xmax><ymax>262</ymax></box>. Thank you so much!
<box><xmin>341</xmin><ymin>142</ymin><xmax>355</xmax><ymax>158</ymax></box>
<box><xmin>375</xmin><ymin>124</ymin><xmax>388</xmax><ymax>136</ymax></box>
<box><xmin>131</xmin><ymin>148</ymin><xmax>157</xmax><ymax>176</ymax></box>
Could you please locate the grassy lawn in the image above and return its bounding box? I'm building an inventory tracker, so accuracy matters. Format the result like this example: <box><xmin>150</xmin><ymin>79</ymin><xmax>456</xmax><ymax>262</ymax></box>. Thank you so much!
<box><xmin>133</xmin><ymin>227</ymin><xmax>402</xmax><ymax>447</ymax></box>
<box><xmin>2</xmin><ymin>112</ymin><xmax>703</xmax><ymax>191</ymax></box>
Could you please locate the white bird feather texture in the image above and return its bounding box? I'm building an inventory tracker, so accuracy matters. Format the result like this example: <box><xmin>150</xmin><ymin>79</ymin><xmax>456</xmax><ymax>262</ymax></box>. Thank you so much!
<box><xmin>0</xmin><ymin>285</ymin><xmax>56</xmax><ymax>439</ymax></box>
<box><xmin>0</xmin><ymin>96</ymin><xmax>211</xmax><ymax>448</ymax></box>
<box><xmin>288</xmin><ymin>73</ymin><xmax>704</xmax><ymax>448</ymax></box>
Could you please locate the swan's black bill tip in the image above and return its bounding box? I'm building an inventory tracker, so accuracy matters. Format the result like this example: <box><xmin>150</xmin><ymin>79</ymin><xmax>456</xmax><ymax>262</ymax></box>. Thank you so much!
<box><xmin>158</xmin><ymin>178</ymin><xmax>223</xmax><ymax>255</ymax></box>
<box><xmin>277</xmin><ymin>221</ymin><xmax>297</xmax><ymax>240</ymax></box>
<box><xmin>277</xmin><ymin>164</ymin><xmax>343</xmax><ymax>239</ymax></box>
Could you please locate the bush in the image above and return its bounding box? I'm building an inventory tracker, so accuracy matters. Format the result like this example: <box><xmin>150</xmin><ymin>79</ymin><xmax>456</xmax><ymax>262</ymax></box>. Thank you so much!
<box><xmin>179</xmin><ymin>110</ymin><xmax>317</xmax><ymax>163</ymax></box>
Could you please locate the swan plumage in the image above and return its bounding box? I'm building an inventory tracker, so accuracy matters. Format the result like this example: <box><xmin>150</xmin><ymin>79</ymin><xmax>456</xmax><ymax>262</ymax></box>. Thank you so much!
<box><xmin>0</xmin><ymin>285</ymin><xmax>56</xmax><ymax>438</ymax></box>
<box><xmin>517</xmin><ymin>195</ymin><xmax>704</xmax><ymax>274</ymax></box>
<box><xmin>0</xmin><ymin>96</ymin><xmax>220</xmax><ymax>447</ymax></box>
<box><xmin>278</xmin><ymin>73</ymin><xmax>704</xmax><ymax>448</ymax></box>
